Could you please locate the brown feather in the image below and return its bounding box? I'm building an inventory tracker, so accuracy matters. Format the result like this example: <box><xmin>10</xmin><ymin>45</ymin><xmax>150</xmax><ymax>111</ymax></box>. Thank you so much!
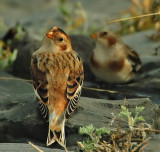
<box><xmin>107</xmin><ymin>59</ymin><xmax>125</xmax><ymax>72</ymax></box>
<box><xmin>31</xmin><ymin>27</ymin><xmax>84</xmax><ymax>148</ymax></box>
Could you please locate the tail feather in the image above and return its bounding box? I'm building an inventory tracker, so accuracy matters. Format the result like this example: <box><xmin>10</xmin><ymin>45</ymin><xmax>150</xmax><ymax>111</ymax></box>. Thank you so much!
<box><xmin>46</xmin><ymin>129</ymin><xmax>56</xmax><ymax>146</ymax></box>
<box><xmin>46</xmin><ymin>120</ymin><xmax>66</xmax><ymax>147</ymax></box>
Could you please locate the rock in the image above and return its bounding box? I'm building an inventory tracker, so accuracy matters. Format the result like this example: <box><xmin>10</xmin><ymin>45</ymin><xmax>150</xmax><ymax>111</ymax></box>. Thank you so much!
<box><xmin>0</xmin><ymin>143</ymin><xmax>70</xmax><ymax>152</ymax></box>
<box><xmin>122</xmin><ymin>30</ymin><xmax>159</xmax><ymax>61</ymax></box>
<box><xmin>68</xmin><ymin>97</ymin><xmax>159</xmax><ymax>129</ymax></box>
<box><xmin>0</xmin><ymin>70</ymin><xmax>160</xmax><ymax>151</ymax></box>
<box><xmin>10</xmin><ymin>35</ymin><xmax>40</xmax><ymax>79</ymax></box>
<box><xmin>144</xmin><ymin>134</ymin><xmax>160</xmax><ymax>152</ymax></box>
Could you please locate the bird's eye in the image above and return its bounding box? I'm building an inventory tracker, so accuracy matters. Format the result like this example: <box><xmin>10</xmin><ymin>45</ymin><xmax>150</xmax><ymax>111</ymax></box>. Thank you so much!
<box><xmin>59</xmin><ymin>38</ymin><xmax>63</xmax><ymax>42</ymax></box>
<box><xmin>100</xmin><ymin>31</ymin><xmax>108</xmax><ymax>37</ymax></box>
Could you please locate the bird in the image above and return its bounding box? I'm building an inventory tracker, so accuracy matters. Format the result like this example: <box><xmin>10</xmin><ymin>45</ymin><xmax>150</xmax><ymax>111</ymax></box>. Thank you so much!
<box><xmin>89</xmin><ymin>31</ymin><xmax>141</xmax><ymax>84</ymax></box>
<box><xmin>30</xmin><ymin>26</ymin><xmax>84</xmax><ymax>151</ymax></box>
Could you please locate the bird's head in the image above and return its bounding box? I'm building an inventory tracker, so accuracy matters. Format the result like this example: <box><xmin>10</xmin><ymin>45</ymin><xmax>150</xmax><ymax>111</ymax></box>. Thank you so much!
<box><xmin>91</xmin><ymin>31</ymin><xmax>118</xmax><ymax>48</ymax></box>
<box><xmin>90</xmin><ymin>31</ymin><xmax>128</xmax><ymax>61</ymax></box>
<box><xmin>45</xmin><ymin>26</ymin><xmax>72</xmax><ymax>52</ymax></box>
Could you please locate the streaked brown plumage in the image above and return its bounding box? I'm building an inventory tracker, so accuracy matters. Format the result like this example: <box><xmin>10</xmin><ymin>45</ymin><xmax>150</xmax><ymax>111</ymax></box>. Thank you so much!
<box><xmin>90</xmin><ymin>31</ymin><xmax>141</xmax><ymax>84</ymax></box>
<box><xmin>30</xmin><ymin>26</ymin><xmax>84</xmax><ymax>151</ymax></box>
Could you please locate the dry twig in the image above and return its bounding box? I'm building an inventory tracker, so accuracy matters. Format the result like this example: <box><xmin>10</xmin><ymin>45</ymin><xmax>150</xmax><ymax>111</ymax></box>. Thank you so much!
<box><xmin>28</xmin><ymin>142</ymin><xmax>44</xmax><ymax>152</ymax></box>
<box><xmin>106</xmin><ymin>12</ymin><xmax>160</xmax><ymax>24</ymax></box>
<box><xmin>0</xmin><ymin>76</ymin><xmax>32</xmax><ymax>82</ymax></box>
<box><xmin>132</xmin><ymin>137</ymin><xmax>151</xmax><ymax>152</ymax></box>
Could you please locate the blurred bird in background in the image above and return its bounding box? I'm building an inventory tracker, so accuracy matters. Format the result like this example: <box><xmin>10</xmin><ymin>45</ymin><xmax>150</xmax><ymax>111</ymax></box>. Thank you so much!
<box><xmin>90</xmin><ymin>31</ymin><xmax>141</xmax><ymax>84</ymax></box>
<box><xmin>30</xmin><ymin>26</ymin><xmax>84</xmax><ymax>151</ymax></box>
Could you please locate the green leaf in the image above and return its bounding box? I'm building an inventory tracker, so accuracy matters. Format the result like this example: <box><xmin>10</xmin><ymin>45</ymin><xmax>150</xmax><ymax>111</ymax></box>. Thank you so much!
<box><xmin>85</xmin><ymin>138</ymin><xmax>92</xmax><ymax>144</ymax></box>
<box><xmin>121</xmin><ymin>105</ymin><xmax>127</xmax><ymax>111</ymax></box>
<box><xmin>95</xmin><ymin>127</ymin><xmax>110</xmax><ymax>137</ymax></box>
<box><xmin>119</xmin><ymin>110</ymin><xmax>132</xmax><ymax>118</ymax></box>
<box><xmin>119</xmin><ymin>105</ymin><xmax>132</xmax><ymax>118</ymax></box>
<box><xmin>136</xmin><ymin>116</ymin><xmax>145</xmax><ymax>122</ymax></box>
<box><xmin>79</xmin><ymin>124</ymin><xmax>95</xmax><ymax>136</ymax></box>
<box><xmin>8</xmin><ymin>49</ymin><xmax>18</xmax><ymax>66</ymax></box>
<box><xmin>135</xmin><ymin>106</ymin><xmax>145</xmax><ymax>114</ymax></box>
<box><xmin>82</xmin><ymin>140</ymin><xmax>96</xmax><ymax>151</ymax></box>
<box><xmin>59</xmin><ymin>6</ymin><xmax>70</xmax><ymax>17</ymax></box>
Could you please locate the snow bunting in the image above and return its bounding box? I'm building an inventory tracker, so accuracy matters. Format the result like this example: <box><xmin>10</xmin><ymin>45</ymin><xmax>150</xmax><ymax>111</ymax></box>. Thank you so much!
<box><xmin>90</xmin><ymin>31</ymin><xmax>141</xmax><ymax>84</ymax></box>
<box><xmin>30</xmin><ymin>26</ymin><xmax>84</xmax><ymax>150</ymax></box>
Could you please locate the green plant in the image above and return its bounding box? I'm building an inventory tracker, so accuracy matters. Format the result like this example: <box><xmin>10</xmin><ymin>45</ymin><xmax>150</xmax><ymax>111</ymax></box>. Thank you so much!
<box><xmin>78</xmin><ymin>99</ymin><xmax>158</xmax><ymax>152</ymax></box>
<box><xmin>14</xmin><ymin>23</ymin><xmax>26</xmax><ymax>41</ymax></box>
<box><xmin>0</xmin><ymin>41</ymin><xmax>17</xmax><ymax>70</ymax></box>
<box><xmin>119</xmin><ymin>105</ymin><xmax>145</xmax><ymax>130</ymax></box>
<box><xmin>78</xmin><ymin>124</ymin><xmax>110</xmax><ymax>152</ymax></box>
<box><xmin>58</xmin><ymin>0</ymin><xmax>87</xmax><ymax>34</ymax></box>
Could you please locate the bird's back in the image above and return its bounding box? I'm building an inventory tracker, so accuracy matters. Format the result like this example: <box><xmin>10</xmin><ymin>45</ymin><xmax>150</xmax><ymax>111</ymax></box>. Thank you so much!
<box><xmin>31</xmin><ymin>49</ymin><xmax>84</xmax><ymax>147</ymax></box>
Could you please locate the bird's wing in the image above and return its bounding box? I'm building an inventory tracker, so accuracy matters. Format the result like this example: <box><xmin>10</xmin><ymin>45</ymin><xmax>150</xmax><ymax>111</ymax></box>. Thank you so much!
<box><xmin>31</xmin><ymin>54</ymin><xmax>49</xmax><ymax>122</ymax></box>
<box><xmin>127</xmin><ymin>47</ymin><xmax>142</xmax><ymax>73</ymax></box>
<box><xmin>65</xmin><ymin>52</ymin><xmax>84</xmax><ymax>120</ymax></box>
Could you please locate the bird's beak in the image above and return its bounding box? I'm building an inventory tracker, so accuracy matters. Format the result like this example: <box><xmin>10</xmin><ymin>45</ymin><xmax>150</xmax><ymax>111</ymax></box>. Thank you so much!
<box><xmin>90</xmin><ymin>33</ymin><xmax>97</xmax><ymax>40</ymax></box>
<box><xmin>46</xmin><ymin>31</ymin><xmax>54</xmax><ymax>39</ymax></box>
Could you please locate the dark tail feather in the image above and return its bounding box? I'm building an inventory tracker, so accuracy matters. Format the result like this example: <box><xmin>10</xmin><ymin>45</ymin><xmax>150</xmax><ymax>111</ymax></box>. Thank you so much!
<box><xmin>46</xmin><ymin>120</ymin><xmax>66</xmax><ymax>147</ymax></box>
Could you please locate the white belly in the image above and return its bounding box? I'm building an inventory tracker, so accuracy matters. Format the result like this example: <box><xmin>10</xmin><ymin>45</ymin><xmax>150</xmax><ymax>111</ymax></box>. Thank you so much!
<box><xmin>90</xmin><ymin>59</ymin><xmax>134</xmax><ymax>84</ymax></box>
